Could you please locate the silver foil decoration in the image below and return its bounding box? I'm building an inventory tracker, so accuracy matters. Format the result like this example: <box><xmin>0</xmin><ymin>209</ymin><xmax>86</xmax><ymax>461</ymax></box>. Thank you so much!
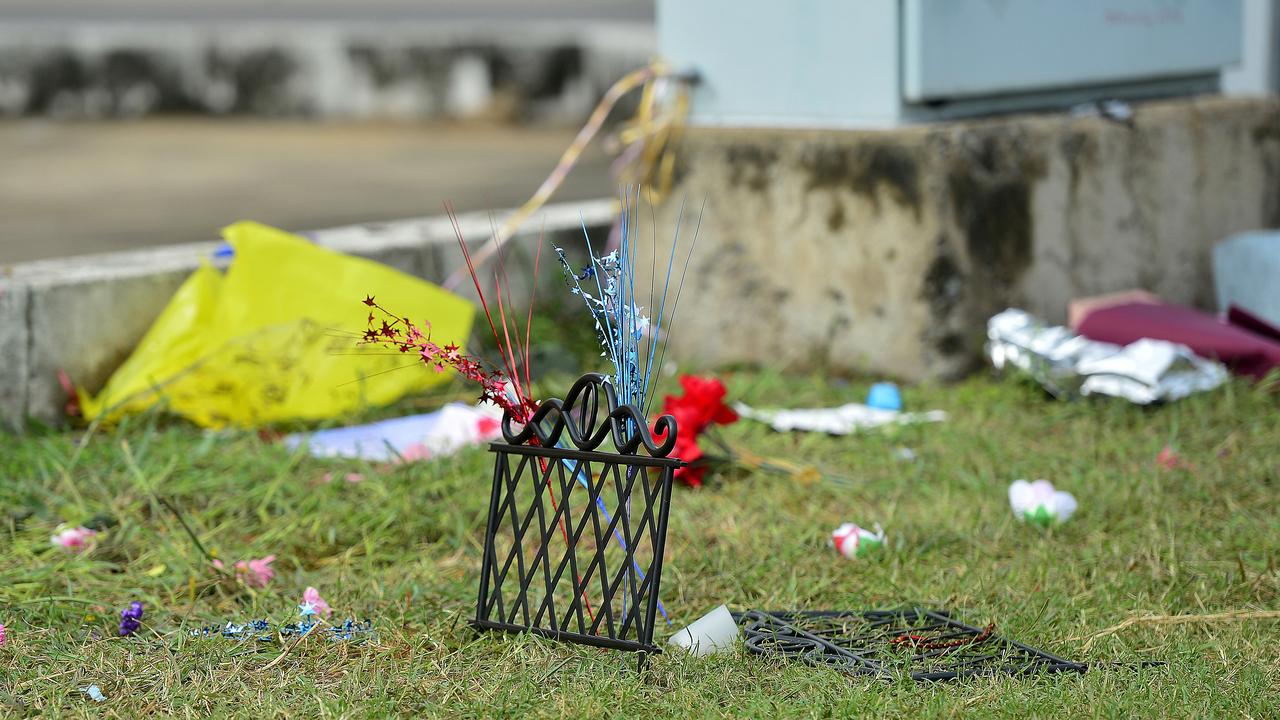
<box><xmin>986</xmin><ymin>308</ymin><xmax>1227</xmax><ymax>404</ymax></box>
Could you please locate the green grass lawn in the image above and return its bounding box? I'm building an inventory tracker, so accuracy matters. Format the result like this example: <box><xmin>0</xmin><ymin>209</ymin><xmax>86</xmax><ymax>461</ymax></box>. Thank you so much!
<box><xmin>1</xmin><ymin>370</ymin><xmax>1278</xmax><ymax>717</ymax></box>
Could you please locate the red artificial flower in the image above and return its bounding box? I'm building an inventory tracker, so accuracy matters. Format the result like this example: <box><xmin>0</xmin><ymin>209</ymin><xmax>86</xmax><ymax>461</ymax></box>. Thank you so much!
<box><xmin>656</xmin><ymin>375</ymin><xmax>737</xmax><ymax>487</ymax></box>
<box><xmin>670</xmin><ymin>433</ymin><xmax>706</xmax><ymax>487</ymax></box>
<box><xmin>672</xmin><ymin>375</ymin><xmax>739</xmax><ymax>428</ymax></box>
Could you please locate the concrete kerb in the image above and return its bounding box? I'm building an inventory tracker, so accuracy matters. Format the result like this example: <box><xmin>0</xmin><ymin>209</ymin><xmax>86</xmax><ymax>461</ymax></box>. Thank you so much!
<box><xmin>0</xmin><ymin>277</ymin><xmax>30</xmax><ymax>433</ymax></box>
<box><xmin>1</xmin><ymin>198</ymin><xmax>615</xmax><ymax>431</ymax></box>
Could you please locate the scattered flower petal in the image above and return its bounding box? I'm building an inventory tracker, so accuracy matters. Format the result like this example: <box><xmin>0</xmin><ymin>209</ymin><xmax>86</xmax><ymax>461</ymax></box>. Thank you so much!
<box><xmin>1156</xmin><ymin>445</ymin><xmax>1189</xmax><ymax>470</ymax></box>
<box><xmin>1009</xmin><ymin>479</ymin><xmax>1078</xmax><ymax>528</ymax></box>
<box><xmin>303</xmin><ymin>586</ymin><xmax>332</xmax><ymax>617</ymax></box>
<box><xmin>118</xmin><ymin>601</ymin><xmax>144</xmax><ymax>636</ymax></box>
<box><xmin>343</xmin><ymin>472</ymin><xmax>365</xmax><ymax>484</ymax></box>
<box><xmin>236</xmin><ymin>556</ymin><xmax>276</xmax><ymax>588</ymax></box>
<box><xmin>831</xmin><ymin>522</ymin><xmax>886</xmax><ymax>559</ymax></box>
<box><xmin>217</xmin><ymin>555</ymin><xmax>276</xmax><ymax>587</ymax></box>
<box><xmin>51</xmin><ymin>526</ymin><xmax>97</xmax><ymax>552</ymax></box>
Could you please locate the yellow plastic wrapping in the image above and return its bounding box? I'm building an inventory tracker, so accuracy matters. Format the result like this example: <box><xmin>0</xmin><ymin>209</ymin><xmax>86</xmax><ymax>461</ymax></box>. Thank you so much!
<box><xmin>80</xmin><ymin>221</ymin><xmax>474</xmax><ymax>428</ymax></box>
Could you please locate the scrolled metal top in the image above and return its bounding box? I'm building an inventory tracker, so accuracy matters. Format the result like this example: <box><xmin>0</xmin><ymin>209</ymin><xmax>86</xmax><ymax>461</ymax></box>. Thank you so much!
<box><xmin>501</xmin><ymin>373</ymin><xmax>678</xmax><ymax>457</ymax></box>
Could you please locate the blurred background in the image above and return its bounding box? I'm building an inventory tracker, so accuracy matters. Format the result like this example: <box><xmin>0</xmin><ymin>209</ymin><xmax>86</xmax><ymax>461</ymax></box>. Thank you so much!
<box><xmin>0</xmin><ymin>0</ymin><xmax>653</xmax><ymax>262</ymax></box>
<box><xmin>1</xmin><ymin>1</ymin><xmax>1275</xmax><ymax>262</ymax></box>
<box><xmin>2</xmin><ymin>0</ymin><xmax>1279</xmax><ymax>428</ymax></box>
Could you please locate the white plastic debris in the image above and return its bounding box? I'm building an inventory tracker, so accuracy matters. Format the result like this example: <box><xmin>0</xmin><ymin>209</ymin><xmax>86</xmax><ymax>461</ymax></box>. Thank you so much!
<box><xmin>734</xmin><ymin>402</ymin><xmax>945</xmax><ymax>435</ymax></box>
<box><xmin>668</xmin><ymin>604</ymin><xmax>739</xmax><ymax>657</ymax></box>
<box><xmin>80</xmin><ymin>685</ymin><xmax>106</xmax><ymax>702</ymax></box>
<box><xmin>894</xmin><ymin>447</ymin><xmax>919</xmax><ymax>463</ymax></box>
<box><xmin>987</xmin><ymin>308</ymin><xmax>1227</xmax><ymax>404</ymax></box>
<box><xmin>284</xmin><ymin>402</ymin><xmax>503</xmax><ymax>463</ymax></box>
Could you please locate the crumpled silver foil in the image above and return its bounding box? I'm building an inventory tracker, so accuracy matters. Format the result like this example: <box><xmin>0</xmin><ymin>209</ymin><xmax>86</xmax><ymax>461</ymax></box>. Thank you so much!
<box><xmin>986</xmin><ymin>308</ymin><xmax>1227</xmax><ymax>404</ymax></box>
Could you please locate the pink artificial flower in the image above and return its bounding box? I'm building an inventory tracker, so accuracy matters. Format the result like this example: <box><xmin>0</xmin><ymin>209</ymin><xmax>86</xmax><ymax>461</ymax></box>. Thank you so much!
<box><xmin>0</xmin><ymin>623</ymin><xmax>7</xmax><ymax>646</ymax></box>
<box><xmin>303</xmin><ymin>586</ymin><xmax>332</xmax><ymax>617</ymax></box>
<box><xmin>320</xmin><ymin>472</ymin><xmax>335</xmax><ymax>484</ymax></box>
<box><xmin>236</xmin><ymin>556</ymin><xmax>276</xmax><ymax>588</ymax></box>
<box><xmin>51</xmin><ymin>526</ymin><xmax>97</xmax><ymax>552</ymax></box>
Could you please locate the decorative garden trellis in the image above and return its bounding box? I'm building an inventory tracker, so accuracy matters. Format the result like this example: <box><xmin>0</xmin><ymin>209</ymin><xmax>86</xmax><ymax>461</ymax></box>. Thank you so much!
<box><xmin>474</xmin><ymin>373</ymin><xmax>682</xmax><ymax>662</ymax></box>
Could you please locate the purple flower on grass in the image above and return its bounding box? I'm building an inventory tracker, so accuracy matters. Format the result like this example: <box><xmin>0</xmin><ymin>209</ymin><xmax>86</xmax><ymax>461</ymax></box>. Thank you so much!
<box><xmin>118</xmin><ymin>601</ymin><xmax>144</xmax><ymax>636</ymax></box>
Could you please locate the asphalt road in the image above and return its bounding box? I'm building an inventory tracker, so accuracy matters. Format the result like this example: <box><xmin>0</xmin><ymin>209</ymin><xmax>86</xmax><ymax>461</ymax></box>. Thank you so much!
<box><xmin>0</xmin><ymin>120</ymin><xmax>613</xmax><ymax>263</ymax></box>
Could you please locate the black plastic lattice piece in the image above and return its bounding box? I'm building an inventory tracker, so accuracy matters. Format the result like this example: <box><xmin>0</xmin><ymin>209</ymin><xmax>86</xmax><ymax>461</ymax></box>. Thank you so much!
<box><xmin>736</xmin><ymin>609</ymin><xmax>1086</xmax><ymax>681</ymax></box>
<box><xmin>475</xmin><ymin>373</ymin><xmax>682</xmax><ymax>658</ymax></box>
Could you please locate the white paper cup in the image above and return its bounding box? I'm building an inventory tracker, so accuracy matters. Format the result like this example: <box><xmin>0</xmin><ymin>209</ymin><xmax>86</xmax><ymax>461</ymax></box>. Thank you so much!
<box><xmin>667</xmin><ymin>604</ymin><xmax>739</xmax><ymax>656</ymax></box>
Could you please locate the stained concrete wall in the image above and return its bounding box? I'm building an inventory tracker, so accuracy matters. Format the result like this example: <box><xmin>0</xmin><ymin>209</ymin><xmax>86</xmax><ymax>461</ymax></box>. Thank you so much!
<box><xmin>0</xmin><ymin>200</ymin><xmax>614</xmax><ymax>431</ymax></box>
<box><xmin>650</xmin><ymin>95</ymin><xmax>1280</xmax><ymax>380</ymax></box>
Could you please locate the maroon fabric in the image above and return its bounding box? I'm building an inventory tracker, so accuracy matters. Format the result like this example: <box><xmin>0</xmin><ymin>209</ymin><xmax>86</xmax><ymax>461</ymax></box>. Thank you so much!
<box><xmin>1227</xmin><ymin>304</ymin><xmax>1280</xmax><ymax>343</ymax></box>
<box><xmin>1076</xmin><ymin>302</ymin><xmax>1280</xmax><ymax>380</ymax></box>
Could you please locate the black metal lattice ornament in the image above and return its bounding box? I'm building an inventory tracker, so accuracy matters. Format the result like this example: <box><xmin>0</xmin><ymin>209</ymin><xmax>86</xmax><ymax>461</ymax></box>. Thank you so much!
<box><xmin>474</xmin><ymin>373</ymin><xmax>682</xmax><ymax>662</ymax></box>
<box><xmin>736</xmin><ymin>609</ymin><xmax>1086</xmax><ymax>681</ymax></box>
